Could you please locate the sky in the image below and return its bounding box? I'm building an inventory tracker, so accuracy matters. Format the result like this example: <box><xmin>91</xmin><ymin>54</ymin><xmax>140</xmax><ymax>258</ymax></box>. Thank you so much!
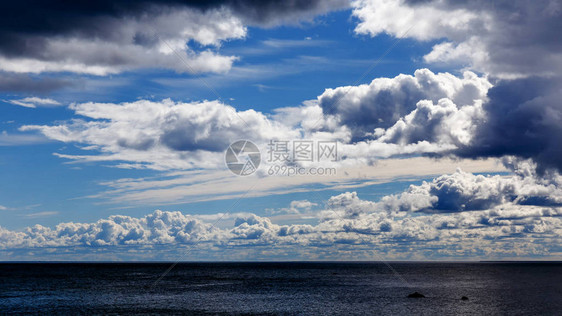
<box><xmin>0</xmin><ymin>0</ymin><xmax>561</xmax><ymax>261</ymax></box>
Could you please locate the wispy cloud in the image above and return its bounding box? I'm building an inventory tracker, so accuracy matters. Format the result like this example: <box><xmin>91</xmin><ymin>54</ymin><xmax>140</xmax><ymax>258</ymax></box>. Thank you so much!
<box><xmin>20</xmin><ymin>211</ymin><xmax>59</xmax><ymax>218</ymax></box>
<box><xmin>223</xmin><ymin>37</ymin><xmax>333</xmax><ymax>56</ymax></box>
<box><xmin>0</xmin><ymin>131</ymin><xmax>50</xmax><ymax>146</ymax></box>
<box><xmin>84</xmin><ymin>157</ymin><xmax>505</xmax><ymax>207</ymax></box>
<box><xmin>262</xmin><ymin>38</ymin><xmax>333</xmax><ymax>48</ymax></box>
<box><xmin>6</xmin><ymin>97</ymin><xmax>61</xmax><ymax>108</ymax></box>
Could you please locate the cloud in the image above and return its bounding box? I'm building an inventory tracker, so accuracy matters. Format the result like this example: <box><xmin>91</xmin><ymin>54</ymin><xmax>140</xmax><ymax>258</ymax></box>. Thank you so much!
<box><xmin>316</xmin><ymin>68</ymin><xmax>491</xmax><ymax>141</ymax></box>
<box><xmin>6</xmin><ymin>97</ymin><xmax>61</xmax><ymax>108</ymax></box>
<box><xmin>0</xmin><ymin>73</ymin><xmax>76</xmax><ymax>93</ymax></box>
<box><xmin>0</xmin><ymin>7</ymin><xmax>245</xmax><ymax>75</ymax></box>
<box><xmin>323</xmin><ymin>96</ymin><xmax>488</xmax><ymax>163</ymax></box>
<box><xmin>0</xmin><ymin>1</ymin><xmax>347</xmax><ymax>37</ymax></box>
<box><xmin>353</xmin><ymin>0</ymin><xmax>484</xmax><ymax>41</ymax></box>
<box><xmin>0</xmin><ymin>0</ymin><xmax>348</xmax><ymax>76</ymax></box>
<box><xmin>312</xmin><ymin>68</ymin><xmax>562</xmax><ymax>175</ymax></box>
<box><xmin>0</xmin><ymin>131</ymin><xmax>50</xmax><ymax>146</ymax></box>
<box><xmin>223</xmin><ymin>0</ymin><xmax>349</xmax><ymax>26</ymax></box>
<box><xmin>266</xmin><ymin>200</ymin><xmax>318</xmax><ymax>215</ymax></box>
<box><xmin>0</xmin><ymin>210</ymin><xmax>221</xmax><ymax>248</ymax></box>
<box><xmin>89</xmin><ymin>157</ymin><xmax>504</xmax><ymax>207</ymax></box>
<box><xmin>22</xmin><ymin>98</ymin><xmax>299</xmax><ymax>169</ymax></box>
<box><xmin>0</xmin><ymin>4</ymin><xmax>246</xmax><ymax>75</ymax></box>
<box><xmin>21</xmin><ymin>211</ymin><xmax>59</xmax><ymax>218</ymax></box>
<box><xmin>342</xmin><ymin>2</ymin><xmax>562</xmax><ymax>175</ymax></box>
<box><xmin>290</xmin><ymin>200</ymin><xmax>317</xmax><ymax>209</ymax></box>
<box><xmin>379</xmin><ymin>160</ymin><xmax>562</xmax><ymax>214</ymax></box>
<box><xmin>14</xmin><ymin>68</ymin><xmax>495</xmax><ymax>172</ymax></box>
<box><xmin>0</xmin><ymin>205</ymin><xmax>7</xmax><ymax>211</ymax></box>
<box><xmin>17</xmin><ymin>67</ymin><xmax>561</xmax><ymax>179</ymax></box>
<box><xmin>352</xmin><ymin>0</ymin><xmax>562</xmax><ymax>78</ymax></box>
<box><xmin>261</xmin><ymin>38</ymin><xmax>333</xmax><ymax>49</ymax></box>
<box><xmin>374</xmin><ymin>98</ymin><xmax>484</xmax><ymax>147</ymax></box>
<box><xmin>19</xmin><ymin>66</ymin><xmax>558</xmax><ymax>193</ymax></box>
<box><xmin>1</xmin><ymin>168</ymin><xmax>561</xmax><ymax>260</ymax></box>
<box><xmin>457</xmin><ymin>77</ymin><xmax>562</xmax><ymax>174</ymax></box>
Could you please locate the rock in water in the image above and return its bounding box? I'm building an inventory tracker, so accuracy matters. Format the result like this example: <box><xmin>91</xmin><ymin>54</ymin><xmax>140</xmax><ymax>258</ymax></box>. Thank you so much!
<box><xmin>461</xmin><ymin>296</ymin><xmax>469</xmax><ymax>300</ymax></box>
<box><xmin>407</xmin><ymin>292</ymin><xmax>425</xmax><ymax>298</ymax></box>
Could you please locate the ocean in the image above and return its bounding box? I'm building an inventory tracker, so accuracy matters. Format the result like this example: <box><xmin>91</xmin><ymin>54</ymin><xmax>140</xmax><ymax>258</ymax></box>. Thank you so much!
<box><xmin>1</xmin><ymin>262</ymin><xmax>560</xmax><ymax>315</ymax></box>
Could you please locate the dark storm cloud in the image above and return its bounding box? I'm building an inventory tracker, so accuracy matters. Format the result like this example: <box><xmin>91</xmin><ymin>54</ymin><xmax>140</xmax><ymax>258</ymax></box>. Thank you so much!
<box><xmin>0</xmin><ymin>0</ymin><xmax>328</xmax><ymax>32</ymax></box>
<box><xmin>431</xmin><ymin>0</ymin><xmax>562</xmax><ymax>77</ymax></box>
<box><xmin>221</xmin><ymin>0</ymin><xmax>349</xmax><ymax>25</ymax></box>
<box><xmin>458</xmin><ymin>76</ymin><xmax>562</xmax><ymax>174</ymax></box>
<box><xmin>0</xmin><ymin>1</ymin><xmax>144</xmax><ymax>58</ymax></box>
<box><xmin>0</xmin><ymin>73</ymin><xmax>75</xmax><ymax>93</ymax></box>
<box><xmin>0</xmin><ymin>0</ymin><xmax>346</xmax><ymax>57</ymax></box>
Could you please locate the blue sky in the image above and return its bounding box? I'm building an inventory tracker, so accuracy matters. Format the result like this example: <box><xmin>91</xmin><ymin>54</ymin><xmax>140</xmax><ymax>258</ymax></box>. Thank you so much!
<box><xmin>0</xmin><ymin>0</ymin><xmax>561</xmax><ymax>261</ymax></box>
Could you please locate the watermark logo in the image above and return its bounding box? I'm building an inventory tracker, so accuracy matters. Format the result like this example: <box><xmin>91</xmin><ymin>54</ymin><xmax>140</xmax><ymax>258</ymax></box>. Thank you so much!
<box><xmin>267</xmin><ymin>140</ymin><xmax>337</xmax><ymax>163</ymax></box>
<box><xmin>225</xmin><ymin>140</ymin><xmax>261</xmax><ymax>176</ymax></box>
<box><xmin>267</xmin><ymin>140</ymin><xmax>338</xmax><ymax>176</ymax></box>
<box><xmin>225</xmin><ymin>139</ymin><xmax>338</xmax><ymax>176</ymax></box>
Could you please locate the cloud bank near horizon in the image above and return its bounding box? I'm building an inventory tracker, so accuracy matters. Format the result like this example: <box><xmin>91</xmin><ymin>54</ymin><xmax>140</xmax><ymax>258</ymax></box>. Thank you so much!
<box><xmin>2</xmin><ymin>163</ymin><xmax>561</xmax><ymax>260</ymax></box>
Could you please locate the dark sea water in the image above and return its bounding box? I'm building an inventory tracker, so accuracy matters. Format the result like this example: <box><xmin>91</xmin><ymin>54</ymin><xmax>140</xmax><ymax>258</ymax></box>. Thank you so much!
<box><xmin>1</xmin><ymin>262</ymin><xmax>561</xmax><ymax>315</ymax></box>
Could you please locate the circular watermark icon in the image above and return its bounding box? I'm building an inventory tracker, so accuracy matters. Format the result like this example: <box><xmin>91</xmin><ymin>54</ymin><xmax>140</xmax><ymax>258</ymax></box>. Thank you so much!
<box><xmin>225</xmin><ymin>140</ymin><xmax>261</xmax><ymax>176</ymax></box>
